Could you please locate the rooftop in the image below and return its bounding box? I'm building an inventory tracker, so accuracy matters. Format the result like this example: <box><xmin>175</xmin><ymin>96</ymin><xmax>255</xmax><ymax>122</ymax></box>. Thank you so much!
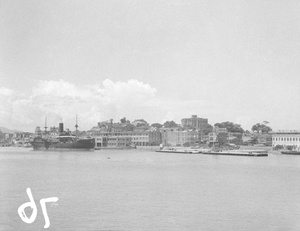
<box><xmin>271</xmin><ymin>130</ymin><xmax>300</xmax><ymax>134</ymax></box>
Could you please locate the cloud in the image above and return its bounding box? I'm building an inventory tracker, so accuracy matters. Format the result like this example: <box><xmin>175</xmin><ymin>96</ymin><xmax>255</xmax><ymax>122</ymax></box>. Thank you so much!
<box><xmin>0</xmin><ymin>79</ymin><xmax>159</xmax><ymax>131</ymax></box>
<box><xmin>0</xmin><ymin>78</ymin><xmax>219</xmax><ymax>131</ymax></box>
<box><xmin>0</xmin><ymin>87</ymin><xmax>14</xmax><ymax>96</ymax></box>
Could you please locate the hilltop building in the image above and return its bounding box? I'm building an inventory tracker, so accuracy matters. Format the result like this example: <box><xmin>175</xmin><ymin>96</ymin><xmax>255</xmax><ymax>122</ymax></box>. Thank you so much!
<box><xmin>181</xmin><ymin>115</ymin><xmax>209</xmax><ymax>131</ymax></box>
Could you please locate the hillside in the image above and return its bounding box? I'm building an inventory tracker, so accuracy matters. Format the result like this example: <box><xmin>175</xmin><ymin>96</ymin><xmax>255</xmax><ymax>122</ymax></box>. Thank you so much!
<box><xmin>0</xmin><ymin>127</ymin><xmax>23</xmax><ymax>134</ymax></box>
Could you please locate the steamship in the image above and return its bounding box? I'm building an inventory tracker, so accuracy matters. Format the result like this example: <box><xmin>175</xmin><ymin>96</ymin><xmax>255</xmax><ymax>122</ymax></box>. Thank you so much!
<box><xmin>30</xmin><ymin>121</ymin><xmax>95</xmax><ymax>151</ymax></box>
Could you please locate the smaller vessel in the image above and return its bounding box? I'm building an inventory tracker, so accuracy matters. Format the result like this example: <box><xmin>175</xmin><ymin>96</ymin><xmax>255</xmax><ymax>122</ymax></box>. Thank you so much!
<box><xmin>281</xmin><ymin>150</ymin><xmax>300</xmax><ymax>155</ymax></box>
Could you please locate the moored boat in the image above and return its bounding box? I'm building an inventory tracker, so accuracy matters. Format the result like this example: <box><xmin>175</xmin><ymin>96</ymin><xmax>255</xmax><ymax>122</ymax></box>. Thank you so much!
<box><xmin>281</xmin><ymin>150</ymin><xmax>300</xmax><ymax>155</ymax></box>
<box><xmin>30</xmin><ymin>121</ymin><xmax>95</xmax><ymax>151</ymax></box>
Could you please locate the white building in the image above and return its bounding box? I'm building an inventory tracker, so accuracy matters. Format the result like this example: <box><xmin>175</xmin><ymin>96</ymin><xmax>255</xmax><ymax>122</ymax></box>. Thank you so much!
<box><xmin>93</xmin><ymin>131</ymin><xmax>150</xmax><ymax>147</ymax></box>
<box><xmin>271</xmin><ymin>130</ymin><xmax>300</xmax><ymax>150</ymax></box>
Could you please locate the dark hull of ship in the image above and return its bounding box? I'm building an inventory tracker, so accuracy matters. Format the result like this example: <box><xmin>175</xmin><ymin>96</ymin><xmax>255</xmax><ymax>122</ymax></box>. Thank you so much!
<box><xmin>281</xmin><ymin>151</ymin><xmax>300</xmax><ymax>155</ymax></box>
<box><xmin>31</xmin><ymin>138</ymin><xmax>95</xmax><ymax>151</ymax></box>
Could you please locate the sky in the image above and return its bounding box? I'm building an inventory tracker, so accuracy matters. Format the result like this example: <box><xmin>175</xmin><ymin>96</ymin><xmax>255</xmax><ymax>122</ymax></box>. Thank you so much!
<box><xmin>0</xmin><ymin>0</ymin><xmax>300</xmax><ymax>132</ymax></box>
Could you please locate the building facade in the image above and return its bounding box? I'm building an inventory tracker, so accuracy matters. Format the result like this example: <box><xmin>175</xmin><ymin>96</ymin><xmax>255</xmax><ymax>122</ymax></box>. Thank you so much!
<box><xmin>161</xmin><ymin>129</ymin><xmax>198</xmax><ymax>146</ymax></box>
<box><xmin>181</xmin><ymin>115</ymin><xmax>209</xmax><ymax>131</ymax></box>
<box><xmin>95</xmin><ymin>136</ymin><xmax>132</xmax><ymax>148</ymax></box>
<box><xmin>271</xmin><ymin>130</ymin><xmax>300</xmax><ymax>150</ymax></box>
<box><xmin>148</xmin><ymin>129</ymin><xmax>162</xmax><ymax>146</ymax></box>
<box><xmin>92</xmin><ymin>131</ymin><xmax>151</xmax><ymax>147</ymax></box>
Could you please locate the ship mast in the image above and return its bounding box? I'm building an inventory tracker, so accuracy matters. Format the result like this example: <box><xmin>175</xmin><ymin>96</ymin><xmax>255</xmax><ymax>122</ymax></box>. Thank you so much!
<box><xmin>44</xmin><ymin>116</ymin><xmax>48</xmax><ymax>133</ymax></box>
<box><xmin>75</xmin><ymin>115</ymin><xmax>79</xmax><ymax>137</ymax></box>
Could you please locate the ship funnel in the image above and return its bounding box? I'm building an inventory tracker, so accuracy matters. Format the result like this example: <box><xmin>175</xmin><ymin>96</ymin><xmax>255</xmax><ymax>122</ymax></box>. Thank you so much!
<box><xmin>59</xmin><ymin>123</ymin><xmax>64</xmax><ymax>134</ymax></box>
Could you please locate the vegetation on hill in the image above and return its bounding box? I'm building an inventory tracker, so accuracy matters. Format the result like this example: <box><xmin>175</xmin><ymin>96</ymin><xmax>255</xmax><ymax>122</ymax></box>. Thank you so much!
<box><xmin>214</xmin><ymin>121</ymin><xmax>244</xmax><ymax>133</ymax></box>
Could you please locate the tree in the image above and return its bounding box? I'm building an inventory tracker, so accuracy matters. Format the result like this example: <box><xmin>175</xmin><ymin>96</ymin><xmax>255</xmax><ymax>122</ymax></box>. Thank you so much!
<box><xmin>122</xmin><ymin>124</ymin><xmax>135</xmax><ymax>132</ymax></box>
<box><xmin>120</xmin><ymin>117</ymin><xmax>126</xmax><ymax>124</ymax></box>
<box><xmin>214</xmin><ymin>121</ymin><xmax>244</xmax><ymax>133</ymax></box>
<box><xmin>132</xmin><ymin>119</ymin><xmax>148</xmax><ymax>124</ymax></box>
<box><xmin>183</xmin><ymin>142</ymin><xmax>191</xmax><ymax>147</ymax></box>
<box><xmin>274</xmin><ymin>145</ymin><xmax>284</xmax><ymax>150</ymax></box>
<box><xmin>251</xmin><ymin>123</ymin><xmax>272</xmax><ymax>134</ymax></box>
<box><xmin>202</xmin><ymin>123</ymin><xmax>213</xmax><ymax>135</ymax></box>
<box><xmin>132</xmin><ymin>119</ymin><xmax>148</xmax><ymax>127</ymax></box>
<box><xmin>151</xmin><ymin>123</ymin><xmax>163</xmax><ymax>128</ymax></box>
<box><xmin>163</xmin><ymin>121</ymin><xmax>178</xmax><ymax>128</ymax></box>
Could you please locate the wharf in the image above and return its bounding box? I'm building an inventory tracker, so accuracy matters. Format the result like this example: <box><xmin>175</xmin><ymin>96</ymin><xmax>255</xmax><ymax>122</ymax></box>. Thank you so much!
<box><xmin>155</xmin><ymin>149</ymin><xmax>194</xmax><ymax>154</ymax></box>
<box><xmin>201</xmin><ymin>150</ymin><xmax>268</xmax><ymax>157</ymax></box>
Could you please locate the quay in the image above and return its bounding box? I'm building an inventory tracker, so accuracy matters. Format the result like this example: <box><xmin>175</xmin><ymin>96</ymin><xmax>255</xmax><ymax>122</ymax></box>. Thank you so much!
<box><xmin>155</xmin><ymin>147</ymin><xmax>268</xmax><ymax>156</ymax></box>
<box><xmin>201</xmin><ymin>150</ymin><xmax>268</xmax><ymax>157</ymax></box>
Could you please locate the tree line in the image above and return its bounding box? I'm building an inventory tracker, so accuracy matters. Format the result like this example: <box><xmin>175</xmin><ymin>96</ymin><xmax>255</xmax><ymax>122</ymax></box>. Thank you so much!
<box><xmin>119</xmin><ymin>117</ymin><xmax>272</xmax><ymax>134</ymax></box>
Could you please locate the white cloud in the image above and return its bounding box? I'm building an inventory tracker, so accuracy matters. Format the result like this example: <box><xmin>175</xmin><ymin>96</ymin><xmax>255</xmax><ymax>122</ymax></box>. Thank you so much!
<box><xmin>0</xmin><ymin>79</ymin><xmax>159</xmax><ymax>131</ymax></box>
<box><xmin>5</xmin><ymin>78</ymin><xmax>286</xmax><ymax>131</ymax></box>
<box><xmin>0</xmin><ymin>87</ymin><xmax>14</xmax><ymax>96</ymax></box>
<box><xmin>0</xmin><ymin>79</ymin><xmax>217</xmax><ymax>130</ymax></box>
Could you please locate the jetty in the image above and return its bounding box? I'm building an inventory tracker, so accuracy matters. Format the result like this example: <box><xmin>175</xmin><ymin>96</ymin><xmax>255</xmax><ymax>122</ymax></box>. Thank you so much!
<box><xmin>201</xmin><ymin>149</ymin><xmax>268</xmax><ymax>157</ymax></box>
<box><xmin>155</xmin><ymin>147</ymin><xmax>268</xmax><ymax>156</ymax></box>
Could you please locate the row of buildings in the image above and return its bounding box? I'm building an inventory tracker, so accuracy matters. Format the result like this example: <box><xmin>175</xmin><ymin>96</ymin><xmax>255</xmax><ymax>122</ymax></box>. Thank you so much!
<box><xmin>0</xmin><ymin>130</ymin><xmax>32</xmax><ymax>147</ymax></box>
<box><xmin>88</xmin><ymin>115</ymin><xmax>271</xmax><ymax>149</ymax></box>
<box><xmin>88</xmin><ymin>115</ymin><xmax>300</xmax><ymax>150</ymax></box>
<box><xmin>2</xmin><ymin>115</ymin><xmax>300</xmax><ymax>150</ymax></box>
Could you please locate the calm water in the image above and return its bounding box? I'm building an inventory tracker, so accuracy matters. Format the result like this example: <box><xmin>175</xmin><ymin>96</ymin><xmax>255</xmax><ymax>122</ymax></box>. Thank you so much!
<box><xmin>1</xmin><ymin>147</ymin><xmax>300</xmax><ymax>230</ymax></box>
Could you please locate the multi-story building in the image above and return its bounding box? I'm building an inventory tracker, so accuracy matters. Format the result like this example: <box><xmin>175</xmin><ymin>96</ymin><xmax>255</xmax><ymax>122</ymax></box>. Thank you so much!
<box><xmin>271</xmin><ymin>130</ymin><xmax>300</xmax><ymax>150</ymax></box>
<box><xmin>0</xmin><ymin>130</ymin><xmax>5</xmax><ymax>145</ymax></box>
<box><xmin>148</xmin><ymin>129</ymin><xmax>162</xmax><ymax>146</ymax></box>
<box><xmin>181</xmin><ymin>115</ymin><xmax>209</xmax><ymax>132</ymax></box>
<box><xmin>207</xmin><ymin>127</ymin><xmax>228</xmax><ymax>145</ymax></box>
<box><xmin>131</xmin><ymin>132</ymin><xmax>149</xmax><ymax>146</ymax></box>
<box><xmin>161</xmin><ymin>128</ymin><xmax>198</xmax><ymax>146</ymax></box>
<box><xmin>92</xmin><ymin>131</ymin><xmax>150</xmax><ymax>147</ymax></box>
<box><xmin>95</xmin><ymin>136</ymin><xmax>132</xmax><ymax>148</ymax></box>
<box><xmin>256</xmin><ymin>133</ymin><xmax>272</xmax><ymax>146</ymax></box>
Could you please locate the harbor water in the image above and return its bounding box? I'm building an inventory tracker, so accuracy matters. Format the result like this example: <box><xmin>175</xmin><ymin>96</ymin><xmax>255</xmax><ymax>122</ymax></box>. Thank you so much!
<box><xmin>1</xmin><ymin>147</ymin><xmax>300</xmax><ymax>230</ymax></box>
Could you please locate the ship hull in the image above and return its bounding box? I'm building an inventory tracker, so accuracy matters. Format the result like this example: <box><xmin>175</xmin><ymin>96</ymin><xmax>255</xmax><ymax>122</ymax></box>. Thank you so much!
<box><xmin>31</xmin><ymin>138</ymin><xmax>95</xmax><ymax>151</ymax></box>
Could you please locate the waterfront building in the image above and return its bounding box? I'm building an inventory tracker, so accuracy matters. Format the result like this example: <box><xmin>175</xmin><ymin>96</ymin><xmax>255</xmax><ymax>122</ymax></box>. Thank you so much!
<box><xmin>131</xmin><ymin>131</ymin><xmax>149</xmax><ymax>146</ymax></box>
<box><xmin>181</xmin><ymin>115</ymin><xmax>209</xmax><ymax>131</ymax></box>
<box><xmin>161</xmin><ymin>128</ymin><xmax>198</xmax><ymax>146</ymax></box>
<box><xmin>271</xmin><ymin>130</ymin><xmax>300</xmax><ymax>150</ymax></box>
<box><xmin>256</xmin><ymin>133</ymin><xmax>272</xmax><ymax>146</ymax></box>
<box><xmin>95</xmin><ymin>136</ymin><xmax>132</xmax><ymax>148</ymax></box>
<box><xmin>208</xmin><ymin>127</ymin><xmax>228</xmax><ymax>145</ymax></box>
<box><xmin>208</xmin><ymin>132</ymin><xmax>217</xmax><ymax>144</ymax></box>
<box><xmin>0</xmin><ymin>130</ymin><xmax>5</xmax><ymax>145</ymax></box>
<box><xmin>200</xmin><ymin>134</ymin><xmax>209</xmax><ymax>143</ymax></box>
<box><xmin>228</xmin><ymin>132</ymin><xmax>243</xmax><ymax>145</ymax></box>
<box><xmin>148</xmin><ymin>129</ymin><xmax>162</xmax><ymax>146</ymax></box>
<box><xmin>92</xmin><ymin>131</ymin><xmax>150</xmax><ymax>147</ymax></box>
